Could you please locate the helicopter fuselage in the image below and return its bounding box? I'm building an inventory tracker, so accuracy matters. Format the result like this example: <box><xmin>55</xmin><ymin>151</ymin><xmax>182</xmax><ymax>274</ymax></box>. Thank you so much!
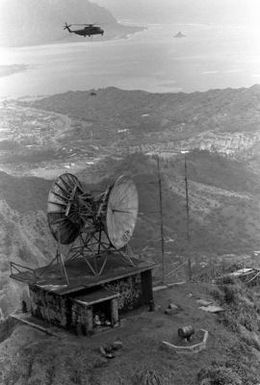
<box><xmin>70</xmin><ymin>27</ymin><xmax>104</xmax><ymax>37</ymax></box>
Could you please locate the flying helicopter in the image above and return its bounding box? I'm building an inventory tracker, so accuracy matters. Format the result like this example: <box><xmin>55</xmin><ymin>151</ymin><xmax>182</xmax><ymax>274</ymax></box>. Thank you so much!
<box><xmin>63</xmin><ymin>22</ymin><xmax>104</xmax><ymax>37</ymax></box>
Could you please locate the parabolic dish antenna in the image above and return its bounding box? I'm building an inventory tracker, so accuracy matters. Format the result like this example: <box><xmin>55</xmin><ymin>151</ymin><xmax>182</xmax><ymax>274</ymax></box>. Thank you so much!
<box><xmin>46</xmin><ymin>172</ymin><xmax>138</xmax><ymax>276</ymax></box>
<box><xmin>47</xmin><ymin>173</ymin><xmax>85</xmax><ymax>244</ymax></box>
<box><xmin>106</xmin><ymin>176</ymin><xmax>138</xmax><ymax>249</ymax></box>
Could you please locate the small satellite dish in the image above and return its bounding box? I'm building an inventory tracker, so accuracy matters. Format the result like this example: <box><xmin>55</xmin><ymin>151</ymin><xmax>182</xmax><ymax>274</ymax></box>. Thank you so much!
<box><xmin>47</xmin><ymin>173</ymin><xmax>138</xmax><ymax>275</ymax></box>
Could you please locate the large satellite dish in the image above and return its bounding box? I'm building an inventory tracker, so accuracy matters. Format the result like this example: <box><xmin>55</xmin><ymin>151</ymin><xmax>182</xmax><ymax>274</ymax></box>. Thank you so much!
<box><xmin>47</xmin><ymin>173</ymin><xmax>85</xmax><ymax>244</ymax></box>
<box><xmin>106</xmin><ymin>176</ymin><xmax>138</xmax><ymax>249</ymax></box>
<box><xmin>47</xmin><ymin>173</ymin><xmax>138</xmax><ymax>275</ymax></box>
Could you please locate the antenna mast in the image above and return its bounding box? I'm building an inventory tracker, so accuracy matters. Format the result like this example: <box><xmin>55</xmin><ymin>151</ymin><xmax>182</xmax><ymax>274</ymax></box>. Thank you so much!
<box><xmin>156</xmin><ymin>155</ymin><xmax>165</xmax><ymax>284</ymax></box>
<box><xmin>184</xmin><ymin>154</ymin><xmax>192</xmax><ymax>280</ymax></box>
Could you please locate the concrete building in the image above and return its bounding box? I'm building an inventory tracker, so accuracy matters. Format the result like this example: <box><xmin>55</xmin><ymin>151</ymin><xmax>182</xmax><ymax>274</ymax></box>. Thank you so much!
<box><xmin>10</xmin><ymin>254</ymin><xmax>154</xmax><ymax>335</ymax></box>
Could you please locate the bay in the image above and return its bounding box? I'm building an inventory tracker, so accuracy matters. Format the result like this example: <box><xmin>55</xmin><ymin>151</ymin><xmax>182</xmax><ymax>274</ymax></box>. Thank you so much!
<box><xmin>0</xmin><ymin>23</ymin><xmax>260</xmax><ymax>97</ymax></box>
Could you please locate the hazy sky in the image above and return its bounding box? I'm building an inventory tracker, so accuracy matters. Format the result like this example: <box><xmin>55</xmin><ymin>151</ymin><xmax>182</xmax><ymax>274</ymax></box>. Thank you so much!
<box><xmin>94</xmin><ymin>0</ymin><xmax>260</xmax><ymax>25</ymax></box>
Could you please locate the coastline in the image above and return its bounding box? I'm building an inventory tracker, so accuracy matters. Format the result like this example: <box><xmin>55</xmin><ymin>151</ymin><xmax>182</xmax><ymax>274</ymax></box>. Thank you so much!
<box><xmin>0</xmin><ymin>23</ymin><xmax>145</xmax><ymax>50</ymax></box>
<box><xmin>0</xmin><ymin>64</ymin><xmax>29</xmax><ymax>78</ymax></box>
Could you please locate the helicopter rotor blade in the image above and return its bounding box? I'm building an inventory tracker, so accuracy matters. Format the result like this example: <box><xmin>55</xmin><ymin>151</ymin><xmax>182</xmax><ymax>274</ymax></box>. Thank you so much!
<box><xmin>63</xmin><ymin>22</ymin><xmax>72</xmax><ymax>29</ymax></box>
<box><xmin>73</xmin><ymin>24</ymin><xmax>94</xmax><ymax>27</ymax></box>
<box><xmin>71</xmin><ymin>22</ymin><xmax>98</xmax><ymax>27</ymax></box>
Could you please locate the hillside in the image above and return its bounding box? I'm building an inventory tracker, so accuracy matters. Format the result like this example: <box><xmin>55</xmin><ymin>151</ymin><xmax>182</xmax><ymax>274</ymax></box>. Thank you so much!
<box><xmin>1</xmin><ymin>148</ymin><xmax>260</xmax><ymax>319</ymax></box>
<box><xmin>1</xmin><ymin>82</ymin><xmax>260</xmax><ymax>383</ymax></box>
<box><xmin>0</xmin><ymin>172</ymin><xmax>55</xmax><ymax>316</ymax></box>
<box><xmin>94</xmin><ymin>0</ymin><xmax>260</xmax><ymax>26</ymax></box>
<box><xmin>87</xmin><ymin>152</ymin><xmax>260</xmax><ymax>258</ymax></box>
<box><xmin>1</xmin><ymin>281</ymin><xmax>260</xmax><ymax>384</ymax></box>
<box><xmin>0</xmin><ymin>0</ymin><xmax>142</xmax><ymax>47</ymax></box>
<box><xmin>1</xmin><ymin>85</ymin><xmax>260</xmax><ymax>318</ymax></box>
<box><xmin>30</xmin><ymin>85</ymin><xmax>260</xmax><ymax>158</ymax></box>
<box><xmin>1</xmin><ymin>85</ymin><xmax>260</xmax><ymax>180</ymax></box>
<box><xmin>31</xmin><ymin>85</ymin><xmax>260</xmax><ymax>135</ymax></box>
<box><xmin>0</xmin><ymin>200</ymin><xmax>55</xmax><ymax>315</ymax></box>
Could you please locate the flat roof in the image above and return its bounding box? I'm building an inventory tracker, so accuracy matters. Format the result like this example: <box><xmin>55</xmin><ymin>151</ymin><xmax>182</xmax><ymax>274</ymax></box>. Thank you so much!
<box><xmin>10</xmin><ymin>254</ymin><xmax>155</xmax><ymax>296</ymax></box>
<box><xmin>73</xmin><ymin>289</ymin><xmax>119</xmax><ymax>306</ymax></box>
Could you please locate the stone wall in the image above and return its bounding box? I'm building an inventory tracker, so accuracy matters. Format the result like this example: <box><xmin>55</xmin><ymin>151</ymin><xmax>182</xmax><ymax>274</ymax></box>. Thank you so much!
<box><xmin>104</xmin><ymin>272</ymin><xmax>151</xmax><ymax>313</ymax></box>
<box><xmin>71</xmin><ymin>301</ymin><xmax>93</xmax><ymax>335</ymax></box>
<box><xmin>29</xmin><ymin>285</ymin><xmax>69</xmax><ymax>328</ymax></box>
<box><xmin>28</xmin><ymin>270</ymin><xmax>153</xmax><ymax>332</ymax></box>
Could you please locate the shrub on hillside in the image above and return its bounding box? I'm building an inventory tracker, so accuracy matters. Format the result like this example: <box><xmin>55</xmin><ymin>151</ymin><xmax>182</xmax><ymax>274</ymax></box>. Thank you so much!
<box><xmin>218</xmin><ymin>311</ymin><xmax>240</xmax><ymax>333</ymax></box>
<box><xmin>242</xmin><ymin>335</ymin><xmax>260</xmax><ymax>351</ymax></box>
<box><xmin>132</xmin><ymin>369</ymin><xmax>165</xmax><ymax>385</ymax></box>
<box><xmin>198</xmin><ymin>365</ymin><xmax>242</xmax><ymax>385</ymax></box>
<box><xmin>198</xmin><ymin>358</ymin><xmax>260</xmax><ymax>385</ymax></box>
<box><xmin>208</xmin><ymin>277</ymin><xmax>260</xmax><ymax>339</ymax></box>
<box><xmin>216</xmin><ymin>275</ymin><xmax>236</xmax><ymax>285</ymax></box>
<box><xmin>199</xmin><ymin>359</ymin><xmax>260</xmax><ymax>385</ymax></box>
<box><xmin>223</xmin><ymin>284</ymin><xmax>240</xmax><ymax>304</ymax></box>
<box><xmin>209</xmin><ymin>286</ymin><xmax>225</xmax><ymax>302</ymax></box>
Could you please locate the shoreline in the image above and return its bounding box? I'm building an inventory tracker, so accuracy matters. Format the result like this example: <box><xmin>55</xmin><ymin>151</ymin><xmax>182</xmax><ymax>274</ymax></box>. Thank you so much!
<box><xmin>0</xmin><ymin>23</ymin><xmax>145</xmax><ymax>50</ymax></box>
<box><xmin>0</xmin><ymin>64</ymin><xmax>29</xmax><ymax>78</ymax></box>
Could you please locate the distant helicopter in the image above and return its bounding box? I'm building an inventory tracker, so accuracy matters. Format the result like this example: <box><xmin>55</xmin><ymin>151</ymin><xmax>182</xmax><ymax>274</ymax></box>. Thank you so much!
<box><xmin>63</xmin><ymin>22</ymin><xmax>104</xmax><ymax>37</ymax></box>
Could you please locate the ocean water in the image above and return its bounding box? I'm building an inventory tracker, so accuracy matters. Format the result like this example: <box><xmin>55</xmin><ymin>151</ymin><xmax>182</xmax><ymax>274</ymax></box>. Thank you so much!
<box><xmin>0</xmin><ymin>23</ymin><xmax>260</xmax><ymax>98</ymax></box>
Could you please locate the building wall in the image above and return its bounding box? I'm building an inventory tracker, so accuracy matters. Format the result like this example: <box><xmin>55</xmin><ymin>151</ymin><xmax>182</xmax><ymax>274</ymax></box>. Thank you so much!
<box><xmin>29</xmin><ymin>285</ymin><xmax>69</xmax><ymax>328</ymax></box>
<box><xmin>71</xmin><ymin>301</ymin><xmax>93</xmax><ymax>335</ymax></box>
<box><xmin>28</xmin><ymin>269</ymin><xmax>153</xmax><ymax>332</ymax></box>
<box><xmin>104</xmin><ymin>271</ymin><xmax>153</xmax><ymax>313</ymax></box>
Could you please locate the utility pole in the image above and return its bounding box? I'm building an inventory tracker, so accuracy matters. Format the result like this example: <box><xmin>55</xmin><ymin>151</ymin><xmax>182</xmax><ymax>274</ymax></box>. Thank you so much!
<box><xmin>184</xmin><ymin>154</ymin><xmax>192</xmax><ymax>281</ymax></box>
<box><xmin>156</xmin><ymin>155</ymin><xmax>165</xmax><ymax>284</ymax></box>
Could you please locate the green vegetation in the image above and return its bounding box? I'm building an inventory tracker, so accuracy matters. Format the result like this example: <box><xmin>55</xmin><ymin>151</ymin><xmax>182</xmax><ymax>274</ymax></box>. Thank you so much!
<box><xmin>202</xmin><ymin>279</ymin><xmax>260</xmax><ymax>384</ymax></box>
<box><xmin>1</xmin><ymin>82</ymin><xmax>260</xmax><ymax>384</ymax></box>
<box><xmin>0</xmin><ymin>317</ymin><xmax>17</xmax><ymax>343</ymax></box>
<box><xmin>198</xmin><ymin>360</ymin><xmax>258</xmax><ymax>385</ymax></box>
<box><xmin>0</xmin><ymin>171</ymin><xmax>51</xmax><ymax>213</ymax></box>
<box><xmin>132</xmin><ymin>369</ymin><xmax>165</xmax><ymax>385</ymax></box>
<box><xmin>1</xmin><ymin>282</ymin><xmax>260</xmax><ymax>384</ymax></box>
<box><xmin>166</xmin><ymin>149</ymin><xmax>260</xmax><ymax>194</ymax></box>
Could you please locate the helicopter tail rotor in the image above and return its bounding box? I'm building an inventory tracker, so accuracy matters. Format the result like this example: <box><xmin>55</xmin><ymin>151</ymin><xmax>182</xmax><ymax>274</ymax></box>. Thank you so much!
<box><xmin>63</xmin><ymin>22</ymin><xmax>72</xmax><ymax>31</ymax></box>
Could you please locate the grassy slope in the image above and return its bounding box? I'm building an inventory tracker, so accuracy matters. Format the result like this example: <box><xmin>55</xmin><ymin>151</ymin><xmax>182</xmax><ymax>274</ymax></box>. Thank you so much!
<box><xmin>162</xmin><ymin>150</ymin><xmax>260</xmax><ymax>255</ymax></box>
<box><xmin>0</xmin><ymin>171</ymin><xmax>51</xmax><ymax>213</ymax></box>
<box><xmin>0</xmin><ymin>172</ymin><xmax>55</xmax><ymax>315</ymax></box>
<box><xmin>0</xmin><ymin>282</ymin><xmax>259</xmax><ymax>385</ymax></box>
<box><xmin>81</xmin><ymin>151</ymin><xmax>260</xmax><ymax>258</ymax></box>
